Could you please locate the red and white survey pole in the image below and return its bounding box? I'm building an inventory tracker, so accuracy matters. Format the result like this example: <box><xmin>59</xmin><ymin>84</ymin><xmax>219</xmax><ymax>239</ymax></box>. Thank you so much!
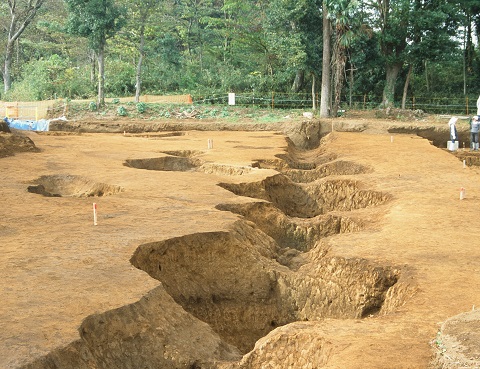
<box><xmin>93</xmin><ymin>203</ymin><xmax>98</xmax><ymax>225</ymax></box>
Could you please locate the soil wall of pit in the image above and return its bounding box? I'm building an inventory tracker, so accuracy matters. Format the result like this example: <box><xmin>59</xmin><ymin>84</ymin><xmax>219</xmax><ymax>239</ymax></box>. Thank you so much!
<box><xmin>18</xmin><ymin>122</ymin><xmax>421</xmax><ymax>369</ymax></box>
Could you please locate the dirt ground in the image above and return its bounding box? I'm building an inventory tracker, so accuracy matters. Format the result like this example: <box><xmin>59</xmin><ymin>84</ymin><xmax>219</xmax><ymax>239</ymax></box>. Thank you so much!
<box><xmin>1</xmin><ymin>113</ymin><xmax>480</xmax><ymax>368</ymax></box>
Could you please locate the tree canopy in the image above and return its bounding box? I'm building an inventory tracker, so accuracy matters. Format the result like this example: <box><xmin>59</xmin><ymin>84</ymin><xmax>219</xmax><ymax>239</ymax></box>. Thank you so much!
<box><xmin>0</xmin><ymin>0</ymin><xmax>478</xmax><ymax>114</ymax></box>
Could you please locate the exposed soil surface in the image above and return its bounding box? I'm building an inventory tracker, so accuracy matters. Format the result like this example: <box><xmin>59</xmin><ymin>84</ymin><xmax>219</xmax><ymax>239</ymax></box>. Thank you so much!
<box><xmin>1</xmin><ymin>111</ymin><xmax>480</xmax><ymax>369</ymax></box>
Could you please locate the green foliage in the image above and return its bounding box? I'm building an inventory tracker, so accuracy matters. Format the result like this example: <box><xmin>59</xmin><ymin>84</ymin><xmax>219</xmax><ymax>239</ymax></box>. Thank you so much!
<box><xmin>2</xmin><ymin>0</ymin><xmax>478</xmax><ymax>109</ymax></box>
<box><xmin>105</xmin><ymin>59</ymin><xmax>135</xmax><ymax>96</ymax></box>
<box><xmin>6</xmin><ymin>54</ymin><xmax>93</xmax><ymax>101</ymax></box>
<box><xmin>117</xmin><ymin>105</ymin><xmax>128</xmax><ymax>116</ymax></box>
<box><xmin>64</xmin><ymin>0</ymin><xmax>126</xmax><ymax>49</ymax></box>
<box><xmin>89</xmin><ymin>101</ymin><xmax>97</xmax><ymax>111</ymax></box>
<box><xmin>136</xmin><ymin>102</ymin><xmax>147</xmax><ymax>113</ymax></box>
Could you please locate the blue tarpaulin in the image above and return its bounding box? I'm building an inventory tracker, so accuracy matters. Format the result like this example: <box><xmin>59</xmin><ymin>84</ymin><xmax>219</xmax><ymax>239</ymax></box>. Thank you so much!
<box><xmin>4</xmin><ymin>117</ymin><xmax>50</xmax><ymax>131</ymax></box>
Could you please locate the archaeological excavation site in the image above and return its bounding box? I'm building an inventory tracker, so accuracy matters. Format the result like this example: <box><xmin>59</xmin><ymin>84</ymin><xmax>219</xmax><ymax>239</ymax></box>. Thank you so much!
<box><xmin>1</xmin><ymin>117</ymin><xmax>480</xmax><ymax>369</ymax></box>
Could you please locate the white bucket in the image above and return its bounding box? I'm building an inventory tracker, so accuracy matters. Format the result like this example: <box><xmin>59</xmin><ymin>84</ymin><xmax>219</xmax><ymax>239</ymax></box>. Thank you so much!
<box><xmin>447</xmin><ymin>141</ymin><xmax>458</xmax><ymax>151</ymax></box>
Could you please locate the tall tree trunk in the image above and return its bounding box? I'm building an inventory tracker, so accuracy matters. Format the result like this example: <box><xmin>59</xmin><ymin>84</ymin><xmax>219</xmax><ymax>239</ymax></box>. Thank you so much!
<box><xmin>90</xmin><ymin>50</ymin><xmax>96</xmax><ymax>84</ymax></box>
<box><xmin>312</xmin><ymin>73</ymin><xmax>316</xmax><ymax>110</ymax></box>
<box><xmin>402</xmin><ymin>64</ymin><xmax>412</xmax><ymax>109</ymax></box>
<box><xmin>97</xmin><ymin>39</ymin><xmax>106</xmax><ymax>107</ymax></box>
<box><xmin>463</xmin><ymin>28</ymin><xmax>467</xmax><ymax>95</ymax></box>
<box><xmin>320</xmin><ymin>1</ymin><xmax>331</xmax><ymax>118</ymax></box>
<box><xmin>3</xmin><ymin>40</ymin><xmax>14</xmax><ymax>93</ymax></box>
<box><xmin>332</xmin><ymin>38</ymin><xmax>346</xmax><ymax>117</ymax></box>
<box><xmin>424</xmin><ymin>60</ymin><xmax>429</xmax><ymax>92</ymax></box>
<box><xmin>382</xmin><ymin>62</ymin><xmax>402</xmax><ymax>108</ymax></box>
<box><xmin>135</xmin><ymin>24</ymin><xmax>145</xmax><ymax>103</ymax></box>
<box><xmin>349</xmin><ymin>65</ymin><xmax>354</xmax><ymax>107</ymax></box>
<box><xmin>292</xmin><ymin>70</ymin><xmax>304</xmax><ymax>92</ymax></box>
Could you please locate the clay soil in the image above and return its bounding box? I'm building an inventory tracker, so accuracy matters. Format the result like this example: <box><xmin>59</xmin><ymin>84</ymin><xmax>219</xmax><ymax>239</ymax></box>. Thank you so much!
<box><xmin>1</xmin><ymin>112</ymin><xmax>480</xmax><ymax>369</ymax></box>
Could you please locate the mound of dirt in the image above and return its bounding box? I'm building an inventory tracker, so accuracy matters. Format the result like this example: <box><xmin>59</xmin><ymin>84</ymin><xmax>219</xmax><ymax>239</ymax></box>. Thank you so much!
<box><xmin>0</xmin><ymin>120</ymin><xmax>11</xmax><ymax>133</ymax></box>
<box><xmin>431</xmin><ymin>309</ymin><xmax>480</xmax><ymax>368</ymax></box>
<box><xmin>0</xmin><ymin>131</ymin><xmax>38</xmax><ymax>158</ymax></box>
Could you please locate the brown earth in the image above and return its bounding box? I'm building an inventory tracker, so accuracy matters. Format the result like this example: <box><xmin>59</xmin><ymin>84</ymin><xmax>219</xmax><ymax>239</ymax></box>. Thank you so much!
<box><xmin>1</xmin><ymin>111</ymin><xmax>480</xmax><ymax>369</ymax></box>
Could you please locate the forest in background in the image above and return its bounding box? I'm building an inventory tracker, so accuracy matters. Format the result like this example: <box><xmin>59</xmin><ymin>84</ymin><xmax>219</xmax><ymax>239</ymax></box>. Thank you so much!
<box><xmin>0</xmin><ymin>0</ymin><xmax>479</xmax><ymax>116</ymax></box>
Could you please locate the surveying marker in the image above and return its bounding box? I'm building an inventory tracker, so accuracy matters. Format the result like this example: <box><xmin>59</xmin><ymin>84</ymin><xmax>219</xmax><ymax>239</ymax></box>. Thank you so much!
<box><xmin>93</xmin><ymin>203</ymin><xmax>98</xmax><ymax>225</ymax></box>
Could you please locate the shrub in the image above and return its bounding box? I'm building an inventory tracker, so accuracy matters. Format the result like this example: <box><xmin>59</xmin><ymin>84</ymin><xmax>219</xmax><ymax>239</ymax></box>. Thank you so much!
<box><xmin>136</xmin><ymin>102</ymin><xmax>147</xmax><ymax>113</ymax></box>
<box><xmin>117</xmin><ymin>106</ymin><xmax>128</xmax><ymax>116</ymax></box>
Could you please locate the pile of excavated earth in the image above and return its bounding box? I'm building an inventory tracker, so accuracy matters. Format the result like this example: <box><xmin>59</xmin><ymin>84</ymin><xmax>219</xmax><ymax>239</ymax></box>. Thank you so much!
<box><xmin>1</xmin><ymin>111</ymin><xmax>480</xmax><ymax>369</ymax></box>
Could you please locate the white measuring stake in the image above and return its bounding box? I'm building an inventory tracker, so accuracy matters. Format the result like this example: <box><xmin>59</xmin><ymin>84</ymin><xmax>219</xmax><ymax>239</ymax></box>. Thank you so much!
<box><xmin>460</xmin><ymin>187</ymin><xmax>465</xmax><ymax>200</ymax></box>
<box><xmin>463</xmin><ymin>159</ymin><xmax>466</xmax><ymax>168</ymax></box>
<box><xmin>93</xmin><ymin>203</ymin><xmax>98</xmax><ymax>225</ymax></box>
<box><xmin>208</xmin><ymin>138</ymin><xmax>213</xmax><ymax>149</ymax></box>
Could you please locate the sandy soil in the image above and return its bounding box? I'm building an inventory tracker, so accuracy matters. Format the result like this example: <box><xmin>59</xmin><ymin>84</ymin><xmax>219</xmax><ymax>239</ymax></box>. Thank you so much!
<box><xmin>1</xmin><ymin>115</ymin><xmax>480</xmax><ymax>368</ymax></box>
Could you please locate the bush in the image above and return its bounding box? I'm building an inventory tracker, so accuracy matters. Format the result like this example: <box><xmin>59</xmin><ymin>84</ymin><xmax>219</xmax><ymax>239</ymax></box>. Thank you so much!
<box><xmin>136</xmin><ymin>102</ymin><xmax>147</xmax><ymax>113</ymax></box>
<box><xmin>7</xmin><ymin>55</ymin><xmax>94</xmax><ymax>101</ymax></box>
<box><xmin>105</xmin><ymin>60</ymin><xmax>135</xmax><ymax>96</ymax></box>
<box><xmin>117</xmin><ymin>106</ymin><xmax>128</xmax><ymax>116</ymax></box>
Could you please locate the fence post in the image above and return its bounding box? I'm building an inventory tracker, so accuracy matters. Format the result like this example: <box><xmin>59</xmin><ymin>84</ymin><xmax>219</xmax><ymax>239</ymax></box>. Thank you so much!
<box><xmin>271</xmin><ymin>91</ymin><xmax>275</xmax><ymax>109</ymax></box>
<box><xmin>466</xmin><ymin>96</ymin><xmax>469</xmax><ymax>115</ymax></box>
<box><xmin>363</xmin><ymin>94</ymin><xmax>366</xmax><ymax>110</ymax></box>
<box><xmin>63</xmin><ymin>101</ymin><xmax>69</xmax><ymax>117</ymax></box>
<box><xmin>413</xmin><ymin>96</ymin><xmax>415</xmax><ymax>110</ymax></box>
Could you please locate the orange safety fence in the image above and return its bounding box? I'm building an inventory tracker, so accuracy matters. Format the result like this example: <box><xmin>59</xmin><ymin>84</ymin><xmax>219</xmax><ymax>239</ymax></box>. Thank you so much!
<box><xmin>1</xmin><ymin>100</ymin><xmax>57</xmax><ymax>120</ymax></box>
<box><xmin>2</xmin><ymin>94</ymin><xmax>193</xmax><ymax>121</ymax></box>
<box><xmin>70</xmin><ymin>94</ymin><xmax>193</xmax><ymax>105</ymax></box>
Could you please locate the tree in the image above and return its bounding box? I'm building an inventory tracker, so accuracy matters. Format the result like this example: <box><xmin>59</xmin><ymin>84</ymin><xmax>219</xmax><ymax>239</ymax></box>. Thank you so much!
<box><xmin>368</xmin><ymin>0</ymin><xmax>410</xmax><ymax>107</ymax></box>
<box><xmin>320</xmin><ymin>0</ymin><xmax>331</xmax><ymax>117</ymax></box>
<box><xmin>121</xmin><ymin>0</ymin><xmax>166</xmax><ymax>102</ymax></box>
<box><xmin>1</xmin><ymin>0</ymin><xmax>46</xmax><ymax>93</ymax></box>
<box><xmin>64</xmin><ymin>0</ymin><xmax>125</xmax><ymax>106</ymax></box>
<box><xmin>457</xmin><ymin>0</ymin><xmax>480</xmax><ymax>92</ymax></box>
<box><xmin>328</xmin><ymin>0</ymin><xmax>362</xmax><ymax>116</ymax></box>
<box><xmin>365</xmin><ymin>0</ymin><xmax>458</xmax><ymax>108</ymax></box>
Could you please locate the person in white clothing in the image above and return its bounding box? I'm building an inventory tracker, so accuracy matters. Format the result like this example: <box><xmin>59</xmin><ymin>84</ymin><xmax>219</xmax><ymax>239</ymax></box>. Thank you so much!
<box><xmin>447</xmin><ymin>116</ymin><xmax>458</xmax><ymax>151</ymax></box>
<box><xmin>448</xmin><ymin>116</ymin><xmax>458</xmax><ymax>142</ymax></box>
<box><xmin>470</xmin><ymin>115</ymin><xmax>480</xmax><ymax>150</ymax></box>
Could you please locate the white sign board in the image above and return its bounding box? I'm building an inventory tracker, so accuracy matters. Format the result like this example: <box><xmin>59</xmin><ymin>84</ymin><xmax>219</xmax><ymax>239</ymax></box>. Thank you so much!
<box><xmin>228</xmin><ymin>93</ymin><xmax>235</xmax><ymax>106</ymax></box>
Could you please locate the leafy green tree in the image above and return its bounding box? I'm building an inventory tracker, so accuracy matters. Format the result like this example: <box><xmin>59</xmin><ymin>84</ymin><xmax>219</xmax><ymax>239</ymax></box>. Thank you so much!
<box><xmin>364</xmin><ymin>0</ymin><xmax>459</xmax><ymax>108</ymax></box>
<box><xmin>7</xmin><ymin>54</ymin><xmax>91</xmax><ymax>100</ymax></box>
<box><xmin>118</xmin><ymin>0</ymin><xmax>168</xmax><ymax>101</ymax></box>
<box><xmin>457</xmin><ymin>0</ymin><xmax>480</xmax><ymax>93</ymax></box>
<box><xmin>367</xmin><ymin>0</ymin><xmax>410</xmax><ymax>107</ymax></box>
<box><xmin>328</xmin><ymin>0</ymin><xmax>363</xmax><ymax>116</ymax></box>
<box><xmin>0</xmin><ymin>0</ymin><xmax>46</xmax><ymax>93</ymax></box>
<box><xmin>64</xmin><ymin>0</ymin><xmax>126</xmax><ymax>106</ymax></box>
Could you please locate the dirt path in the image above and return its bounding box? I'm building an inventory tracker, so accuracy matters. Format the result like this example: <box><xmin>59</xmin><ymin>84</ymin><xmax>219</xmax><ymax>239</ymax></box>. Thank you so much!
<box><xmin>1</xmin><ymin>121</ymin><xmax>480</xmax><ymax>368</ymax></box>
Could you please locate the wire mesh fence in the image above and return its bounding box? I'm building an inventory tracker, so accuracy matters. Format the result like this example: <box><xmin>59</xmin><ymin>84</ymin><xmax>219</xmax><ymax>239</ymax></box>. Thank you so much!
<box><xmin>194</xmin><ymin>92</ymin><xmax>318</xmax><ymax>110</ymax></box>
<box><xmin>195</xmin><ymin>92</ymin><xmax>480</xmax><ymax>115</ymax></box>
<box><xmin>2</xmin><ymin>93</ymin><xmax>479</xmax><ymax>121</ymax></box>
